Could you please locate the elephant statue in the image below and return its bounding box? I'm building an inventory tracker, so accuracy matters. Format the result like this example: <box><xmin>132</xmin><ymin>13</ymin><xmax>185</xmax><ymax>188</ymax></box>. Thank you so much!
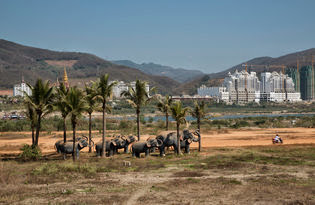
<box><xmin>95</xmin><ymin>135</ymin><xmax>128</xmax><ymax>157</ymax></box>
<box><xmin>132</xmin><ymin>138</ymin><xmax>163</xmax><ymax>158</ymax></box>
<box><xmin>54</xmin><ymin>136</ymin><xmax>86</xmax><ymax>153</ymax></box>
<box><xmin>58</xmin><ymin>137</ymin><xmax>92</xmax><ymax>160</ymax></box>
<box><xmin>113</xmin><ymin>135</ymin><xmax>137</xmax><ymax>154</ymax></box>
<box><xmin>156</xmin><ymin>129</ymin><xmax>199</xmax><ymax>156</ymax></box>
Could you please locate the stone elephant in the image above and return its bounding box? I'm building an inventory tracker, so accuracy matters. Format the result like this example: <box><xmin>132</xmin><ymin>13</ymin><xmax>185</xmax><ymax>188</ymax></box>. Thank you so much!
<box><xmin>58</xmin><ymin>137</ymin><xmax>92</xmax><ymax>160</ymax></box>
<box><xmin>95</xmin><ymin>135</ymin><xmax>129</xmax><ymax>157</ymax></box>
<box><xmin>113</xmin><ymin>135</ymin><xmax>137</xmax><ymax>154</ymax></box>
<box><xmin>156</xmin><ymin>129</ymin><xmax>199</xmax><ymax>156</ymax></box>
<box><xmin>132</xmin><ymin>138</ymin><xmax>163</xmax><ymax>158</ymax></box>
<box><xmin>54</xmin><ymin>136</ymin><xmax>87</xmax><ymax>153</ymax></box>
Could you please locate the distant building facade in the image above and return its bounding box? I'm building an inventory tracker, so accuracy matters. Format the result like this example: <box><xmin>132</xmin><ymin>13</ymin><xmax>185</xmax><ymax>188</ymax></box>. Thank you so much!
<box><xmin>13</xmin><ymin>79</ymin><xmax>31</xmax><ymax>97</ymax></box>
<box><xmin>111</xmin><ymin>81</ymin><xmax>150</xmax><ymax>98</ymax></box>
<box><xmin>197</xmin><ymin>85</ymin><xmax>229</xmax><ymax>102</ymax></box>
<box><xmin>197</xmin><ymin>70</ymin><xmax>301</xmax><ymax>104</ymax></box>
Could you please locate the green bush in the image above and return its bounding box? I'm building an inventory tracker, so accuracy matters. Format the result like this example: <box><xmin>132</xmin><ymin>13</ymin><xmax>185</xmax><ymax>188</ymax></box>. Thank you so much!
<box><xmin>19</xmin><ymin>144</ymin><xmax>42</xmax><ymax>161</ymax></box>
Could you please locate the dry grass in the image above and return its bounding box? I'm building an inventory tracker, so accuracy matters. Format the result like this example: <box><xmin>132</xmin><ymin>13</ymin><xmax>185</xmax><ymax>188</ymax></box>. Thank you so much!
<box><xmin>0</xmin><ymin>144</ymin><xmax>314</xmax><ymax>204</ymax></box>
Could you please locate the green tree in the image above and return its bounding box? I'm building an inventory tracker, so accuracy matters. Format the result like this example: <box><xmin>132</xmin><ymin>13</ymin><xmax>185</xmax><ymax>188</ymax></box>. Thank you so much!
<box><xmin>121</xmin><ymin>80</ymin><xmax>153</xmax><ymax>141</ymax></box>
<box><xmin>25</xmin><ymin>79</ymin><xmax>54</xmax><ymax>146</ymax></box>
<box><xmin>85</xmin><ymin>82</ymin><xmax>98</xmax><ymax>153</ymax></box>
<box><xmin>191</xmin><ymin>100</ymin><xmax>206</xmax><ymax>152</ymax></box>
<box><xmin>170</xmin><ymin>101</ymin><xmax>190</xmax><ymax>155</ymax></box>
<box><xmin>54</xmin><ymin>82</ymin><xmax>70</xmax><ymax>143</ymax></box>
<box><xmin>66</xmin><ymin>87</ymin><xmax>87</xmax><ymax>161</ymax></box>
<box><xmin>157</xmin><ymin>95</ymin><xmax>173</xmax><ymax>130</ymax></box>
<box><xmin>95</xmin><ymin>74</ymin><xmax>117</xmax><ymax>157</ymax></box>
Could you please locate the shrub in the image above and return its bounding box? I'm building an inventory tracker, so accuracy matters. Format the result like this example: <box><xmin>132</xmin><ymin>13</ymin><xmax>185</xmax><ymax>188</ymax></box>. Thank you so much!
<box><xmin>19</xmin><ymin>144</ymin><xmax>42</xmax><ymax>161</ymax></box>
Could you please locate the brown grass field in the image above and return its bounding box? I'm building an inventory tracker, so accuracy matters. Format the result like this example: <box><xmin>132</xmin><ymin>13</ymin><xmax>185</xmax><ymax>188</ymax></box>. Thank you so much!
<box><xmin>0</xmin><ymin>128</ymin><xmax>314</xmax><ymax>204</ymax></box>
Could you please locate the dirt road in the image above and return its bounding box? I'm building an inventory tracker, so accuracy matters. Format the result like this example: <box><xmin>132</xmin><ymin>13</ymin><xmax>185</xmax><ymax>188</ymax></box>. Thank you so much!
<box><xmin>0</xmin><ymin>127</ymin><xmax>314</xmax><ymax>155</ymax></box>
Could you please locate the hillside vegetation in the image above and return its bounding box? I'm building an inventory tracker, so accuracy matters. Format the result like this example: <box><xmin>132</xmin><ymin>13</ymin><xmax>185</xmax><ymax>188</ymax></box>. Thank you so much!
<box><xmin>0</xmin><ymin>39</ymin><xmax>179</xmax><ymax>94</ymax></box>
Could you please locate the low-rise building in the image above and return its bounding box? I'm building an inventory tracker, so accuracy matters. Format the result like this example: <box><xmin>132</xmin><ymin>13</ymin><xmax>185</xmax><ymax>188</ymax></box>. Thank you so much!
<box><xmin>13</xmin><ymin>78</ymin><xmax>31</xmax><ymax>97</ymax></box>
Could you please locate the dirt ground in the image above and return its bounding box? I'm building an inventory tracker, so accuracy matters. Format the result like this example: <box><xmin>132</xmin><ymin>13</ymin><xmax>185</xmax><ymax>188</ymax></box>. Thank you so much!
<box><xmin>0</xmin><ymin>128</ymin><xmax>314</xmax><ymax>204</ymax></box>
<box><xmin>0</xmin><ymin>127</ymin><xmax>314</xmax><ymax>154</ymax></box>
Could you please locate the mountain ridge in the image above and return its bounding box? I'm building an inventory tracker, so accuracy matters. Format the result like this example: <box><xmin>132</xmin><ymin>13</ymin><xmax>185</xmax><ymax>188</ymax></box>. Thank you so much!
<box><xmin>112</xmin><ymin>60</ymin><xmax>204</xmax><ymax>83</ymax></box>
<box><xmin>0</xmin><ymin>39</ymin><xmax>179</xmax><ymax>94</ymax></box>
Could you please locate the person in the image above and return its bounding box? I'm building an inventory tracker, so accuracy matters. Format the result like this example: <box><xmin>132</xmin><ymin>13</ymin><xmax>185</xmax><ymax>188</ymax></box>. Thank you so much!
<box><xmin>274</xmin><ymin>134</ymin><xmax>282</xmax><ymax>143</ymax></box>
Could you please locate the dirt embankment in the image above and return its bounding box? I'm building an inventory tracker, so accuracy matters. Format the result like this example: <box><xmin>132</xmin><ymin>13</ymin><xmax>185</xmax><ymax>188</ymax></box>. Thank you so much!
<box><xmin>0</xmin><ymin>127</ymin><xmax>314</xmax><ymax>154</ymax></box>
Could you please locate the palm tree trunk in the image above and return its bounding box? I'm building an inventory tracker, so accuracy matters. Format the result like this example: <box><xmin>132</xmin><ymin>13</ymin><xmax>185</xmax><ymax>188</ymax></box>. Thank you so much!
<box><xmin>177</xmin><ymin>122</ymin><xmax>180</xmax><ymax>155</ymax></box>
<box><xmin>166</xmin><ymin>112</ymin><xmax>169</xmax><ymax>131</ymax></box>
<box><xmin>136</xmin><ymin>108</ymin><xmax>140</xmax><ymax>141</ymax></box>
<box><xmin>35</xmin><ymin>113</ymin><xmax>41</xmax><ymax>146</ymax></box>
<box><xmin>63</xmin><ymin>117</ymin><xmax>67</xmax><ymax>143</ymax></box>
<box><xmin>89</xmin><ymin>113</ymin><xmax>92</xmax><ymax>153</ymax></box>
<box><xmin>197</xmin><ymin>118</ymin><xmax>201</xmax><ymax>152</ymax></box>
<box><xmin>72</xmin><ymin>121</ymin><xmax>76</xmax><ymax>161</ymax></box>
<box><xmin>31</xmin><ymin>125</ymin><xmax>35</xmax><ymax>146</ymax></box>
<box><xmin>101</xmin><ymin>103</ymin><xmax>106</xmax><ymax>157</ymax></box>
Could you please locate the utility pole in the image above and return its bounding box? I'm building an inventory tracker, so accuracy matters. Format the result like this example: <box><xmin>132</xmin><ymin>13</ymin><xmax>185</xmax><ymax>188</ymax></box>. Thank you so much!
<box><xmin>297</xmin><ymin>59</ymin><xmax>300</xmax><ymax>93</ymax></box>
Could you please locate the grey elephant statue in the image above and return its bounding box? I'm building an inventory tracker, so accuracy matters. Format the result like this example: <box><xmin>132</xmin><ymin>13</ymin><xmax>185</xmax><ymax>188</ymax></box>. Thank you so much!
<box><xmin>58</xmin><ymin>137</ymin><xmax>93</xmax><ymax>160</ymax></box>
<box><xmin>131</xmin><ymin>138</ymin><xmax>163</xmax><ymax>158</ymax></box>
<box><xmin>54</xmin><ymin>136</ymin><xmax>86</xmax><ymax>153</ymax></box>
<box><xmin>113</xmin><ymin>135</ymin><xmax>137</xmax><ymax>154</ymax></box>
<box><xmin>95</xmin><ymin>135</ymin><xmax>127</xmax><ymax>157</ymax></box>
<box><xmin>156</xmin><ymin>129</ymin><xmax>199</xmax><ymax>156</ymax></box>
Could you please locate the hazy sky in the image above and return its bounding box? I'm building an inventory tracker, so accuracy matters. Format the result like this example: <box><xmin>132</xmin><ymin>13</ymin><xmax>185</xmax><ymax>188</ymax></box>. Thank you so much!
<box><xmin>1</xmin><ymin>0</ymin><xmax>315</xmax><ymax>73</ymax></box>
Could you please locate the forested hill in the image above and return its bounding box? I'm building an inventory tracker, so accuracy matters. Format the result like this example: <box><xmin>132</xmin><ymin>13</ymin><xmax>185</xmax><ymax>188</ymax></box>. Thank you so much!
<box><xmin>0</xmin><ymin>39</ymin><xmax>179</xmax><ymax>94</ymax></box>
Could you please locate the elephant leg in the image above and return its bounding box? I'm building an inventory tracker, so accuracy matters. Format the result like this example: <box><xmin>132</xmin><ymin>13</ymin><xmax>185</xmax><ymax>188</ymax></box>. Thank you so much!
<box><xmin>136</xmin><ymin>152</ymin><xmax>140</xmax><ymax>158</ymax></box>
<box><xmin>132</xmin><ymin>150</ymin><xmax>136</xmax><ymax>157</ymax></box>
<box><xmin>63</xmin><ymin>153</ymin><xmax>66</xmax><ymax>160</ymax></box>
<box><xmin>160</xmin><ymin>146</ymin><xmax>165</xmax><ymax>157</ymax></box>
<box><xmin>109</xmin><ymin>149</ymin><xmax>113</xmax><ymax>157</ymax></box>
<box><xmin>124</xmin><ymin>146</ymin><xmax>129</xmax><ymax>154</ymax></box>
<box><xmin>173</xmin><ymin>145</ymin><xmax>178</xmax><ymax>154</ymax></box>
<box><xmin>145</xmin><ymin>149</ymin><xmax>149</xmax><ymax>157</ymax></box>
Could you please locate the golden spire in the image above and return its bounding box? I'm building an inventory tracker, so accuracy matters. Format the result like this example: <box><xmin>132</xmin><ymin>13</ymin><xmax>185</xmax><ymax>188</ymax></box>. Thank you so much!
<box><xmin>63</xmin><ymin>67</ymin><xmax>69</xmax><ymax>88</ymax></box>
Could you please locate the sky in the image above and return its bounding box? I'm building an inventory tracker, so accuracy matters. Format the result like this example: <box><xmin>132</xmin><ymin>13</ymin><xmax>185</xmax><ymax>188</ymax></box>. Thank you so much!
<box><xmin>1</xmin><ymin>0</ymin><xmax>315</xmax><ymax>73</ymax></box>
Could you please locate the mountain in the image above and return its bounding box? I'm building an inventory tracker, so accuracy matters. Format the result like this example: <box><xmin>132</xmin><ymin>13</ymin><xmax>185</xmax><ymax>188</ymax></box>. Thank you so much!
<box><xmin>112</xmin><ymin>60</ymin><xmax>204</xmax><ymax>83</ymax></box>
<box><xmin>176</xmin><ymin>48</ymin><xmax>315</xmax><ymax>95</ymax></box>
<box><xmin>0</xmin><ymin>39</ymin><xmax>179</xmax><ymax>94</ymax></box>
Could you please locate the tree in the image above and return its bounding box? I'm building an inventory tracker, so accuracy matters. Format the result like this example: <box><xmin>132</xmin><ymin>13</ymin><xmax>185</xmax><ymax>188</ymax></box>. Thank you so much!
<box><xmin>170</xmin><ymin>101</ymin><xmax>190</xmax><ymax>155</ymax></box>
<box><xmin>54</xmin><ymin>82</ymin><xmax>70</xmax><ymax>143</ymax></box>
<box><xmin>66</xmin><ymin>87</ymin><xmax>87</xmax><ymax>161</ymax></box>
<box><xmin>85</xmin><ymin>82</ymin><xmax>98</xmax><ymax>153</ymax></box>
<box><xmin>25</xmin><ymin>79</ymin><xmax>54</xmax><ymax>146</ymax></box>
<box><xmin>157</xmin><ymin>95</ymin><xmax>173</xmax><ymax>130</ymax></box>
<box><xmin>24</xmin><ymin>102</ymin><xmax>37</xmax><ymax>145</ymax></box>
<box><xmin>191</xmin><ymin>100</ymin><xmax>206</xmax><ymax>152</ymax></box>
<box><xmin>121</xmin><ymin>80</ymin><xmax>153</xmax><ymax>141</ymax></box>
<box><xmin>95</xmin><ymin>74</ymin><xmax>117</xmax><ymax>157</ymax></box>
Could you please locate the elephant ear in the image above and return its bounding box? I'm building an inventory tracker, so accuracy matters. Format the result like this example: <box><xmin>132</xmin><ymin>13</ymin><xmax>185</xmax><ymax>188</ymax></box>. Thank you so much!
<box><xmin>146</xmin><ymin>141</ymin><xmax>151</xmax><ymax>148</ymax></box>
<box><xmin>78</xmin><ymin>141</ymin><xmax>83</xmax><ymax>148</ymax></box>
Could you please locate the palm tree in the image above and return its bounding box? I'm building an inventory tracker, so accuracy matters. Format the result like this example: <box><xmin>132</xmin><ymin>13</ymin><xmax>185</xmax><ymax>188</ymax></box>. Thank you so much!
<box><xmin>95</xmin><ymin>74</ymin><xmax>117</xmax><ymax>157</ymax></box>
<box><xmin>121</xmin><ymin>80</ymin><xmax>153</xmax><ymax>141</ymax></box>
<box><xmin>170</xmin><ymin>101</ymin><xmax>190</xmax><ymax>155</ymax></box>
<box><xmin>66</xmin><ymin>87</ymin><xmax>87</xmax><ymax>161</ymax></box>
<box><xmin>191</xmin><ymin>100</ymin><xmax>206</xmax><ymax>152</ymax></box>
<box><xmin>24</xmin><ymin>102</ymin><xmax>37</xmax><ymax>145</ymax></box>
<box><xmin>85</xmin><ymin>82</ymin><xmax>98</xmax><ymax>153</ymax></box>
<box><xmin>157</xmin><ymin>95</ymin><xmax>173</xmax><ymax>130</ymax></box>
<box><xmin>54</xmin><ymin>82</ymin><xmax>70</xmax><ymax>143</ymax></box>
<box><xmin>25</xmin><ymin>79</ymin><xmax>54</xmax><ymax>146</ymax></box>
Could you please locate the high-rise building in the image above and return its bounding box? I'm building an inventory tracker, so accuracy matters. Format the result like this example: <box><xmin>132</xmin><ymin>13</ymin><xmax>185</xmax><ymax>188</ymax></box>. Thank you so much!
<box><xmin>223</xmin><ymin>70</ymin><xmax>260</xmax><ymax>103</ymax></box>
<box><xmin>300</xmin><ymin>66</ymin><xmax>315</xmax><ymax>100</ymax></box>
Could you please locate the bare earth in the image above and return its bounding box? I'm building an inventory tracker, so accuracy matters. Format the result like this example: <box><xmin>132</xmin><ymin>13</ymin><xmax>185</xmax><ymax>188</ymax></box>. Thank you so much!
<box><xmin>0</xmin><ymin>128</ymin><xmax>314</xmax><ymax>204</ymax></box>
<box><xmin>0</xmin><ymin>127</ymin><xmax>314</xmax><ymax>154</ymax></box>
